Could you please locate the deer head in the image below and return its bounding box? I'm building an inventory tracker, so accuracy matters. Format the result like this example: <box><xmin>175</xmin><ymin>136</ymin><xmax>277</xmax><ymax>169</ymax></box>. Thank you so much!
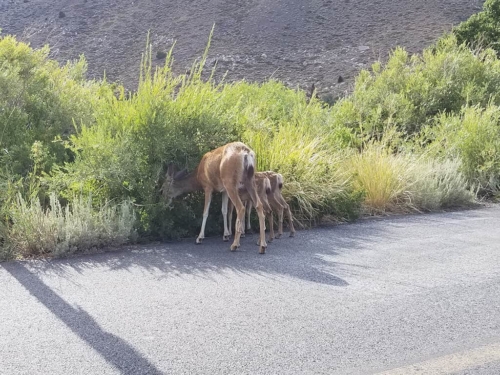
<box><xmin>161</xmin><ymin>163</ymin><xmax>189</xmax><ymax>206</ymax></box>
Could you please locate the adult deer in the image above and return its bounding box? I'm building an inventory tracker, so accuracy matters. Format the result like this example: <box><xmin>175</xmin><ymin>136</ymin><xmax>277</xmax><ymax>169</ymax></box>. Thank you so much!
<box><xmin>161</xmin><ymin>142</ymin><xmax>268</xmax><ymax>254</ymax></box>
<box><xmin>228</xmin><ymin>171</ymin><xmax>296</xmax><ymax>241</ymax></box>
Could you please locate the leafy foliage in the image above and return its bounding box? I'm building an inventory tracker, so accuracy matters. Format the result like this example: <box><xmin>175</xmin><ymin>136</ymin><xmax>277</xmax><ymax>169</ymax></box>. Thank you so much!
<box><xmin>332</xmin><ymin>35</ymin><xmax>500</xmax><ymax>136</ymax></box>
<box><xmin>424</xmin><ymin>105</ymin><xmax>500</xmax><ymax>194</ymax></box>
<box><xmin>453</xmin><ymin>0</ymin><xmax>500</xmax><ymax>56</ymax></box>
<box><xmin>5</xmin><ymin>18</ymin><xmax>500</xmax><ymax>258</ymax></box>
<box><xmin>0</xmin><ymin>35</ymin><xmax>99</xmax><ymax>177</ymax></box>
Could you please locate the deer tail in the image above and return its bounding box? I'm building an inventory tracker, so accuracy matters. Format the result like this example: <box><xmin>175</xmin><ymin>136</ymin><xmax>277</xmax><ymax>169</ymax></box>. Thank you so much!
<box><xmin>244</xmin><ymin>152</ymin><xmax>255</xmax><ymax>179</ymax></box>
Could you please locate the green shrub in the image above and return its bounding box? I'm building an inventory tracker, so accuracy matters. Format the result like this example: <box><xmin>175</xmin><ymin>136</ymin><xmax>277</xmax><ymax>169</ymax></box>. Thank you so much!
<box><xmin>51</xmin><ymin>44</ymin><xmax>241</xmax><ymax>240</ymax></box>
<box><xmin>453</xmin><ymin>0</ymin><xmax>500</xmax><ymax>56</ymax></box>
<box><xmin>1</xmin><ymin>29</ymin><xmax>494</xmax><ymax>258</ymax></box>
<box><xmin>0</xmin><ymin>35</ymin><xmax>100</xmax><ymax>177</ymax></box>
<box><xmin>53</xmin><ymin>40</ymin><xmax>360</xmax><ymax>239</ymax></box>
<box><xmin>332</xmin><ymin>35</ymin><xmax>500</xmax><ymax>136</ymax></box>
<box><xmin>424</xmin><ymin>105</ymin><xmax>500</xmax><ymax>193</ymax></box>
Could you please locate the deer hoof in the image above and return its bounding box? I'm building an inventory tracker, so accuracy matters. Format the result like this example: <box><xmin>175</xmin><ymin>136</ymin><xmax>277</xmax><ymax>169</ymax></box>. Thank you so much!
<box><xmin>289</xmin><ymin>232</ymin><xmax>296</xmax><ymax>238</ymax></box>
<box><xmin>268</xmin><ymin>237</ymin><xmax>274</xmax><ymax>243</ymax></box>
<box><xmin>223</xmin><ymin>235</ymin><xmax>230</xmax><ymax>242</ymax></box>
<box><xmin>230</xmin><ymin>244</ymin><xmax>239</xmax><ymax>251</ymax></box>
<box><xmin>259</xmin><ymin>246</ymin><xmax>266</xmax><ymax>254</ymax></box>
<box><xmin>195</xmin><ymin>238</ymin><xmax>203</xmax><ymax>244</ymax></box>
<box><xmin>241</xmin><ymin>233</ymin><xmax>246</xmax><ymax>238</ymax></box>
<box><xmin>275</xmin><ymin>233</ymin><xmax>282</xmax><ymax>239</ymax></box>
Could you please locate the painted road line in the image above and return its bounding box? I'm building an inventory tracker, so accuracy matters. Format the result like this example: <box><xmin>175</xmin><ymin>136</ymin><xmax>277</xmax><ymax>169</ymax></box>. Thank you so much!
<box><xmin>376</xmin><ymin>342</ymin><xmax>500</xmax><ymax>375</ymax></box>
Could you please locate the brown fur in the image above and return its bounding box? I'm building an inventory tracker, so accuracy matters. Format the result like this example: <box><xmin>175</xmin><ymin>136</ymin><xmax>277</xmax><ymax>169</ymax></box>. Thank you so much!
<box><xmin>228</xmin><ymin>171</ymin><xmax>295</xmax><ymax>242</ymax></box>
<box><xmin>162</xmin><ymin>142</ymin><xmax>267</xmax><ymax>254</ymax></box>
<box><xmin>228</xmin><ymin>173</ymin><xmax>274</xmax><ymax>242</ymax></box>
<box><xmin>262</xmin><ymin>171</ymin><xmax>296</xmax><ymax>238</ymax></box>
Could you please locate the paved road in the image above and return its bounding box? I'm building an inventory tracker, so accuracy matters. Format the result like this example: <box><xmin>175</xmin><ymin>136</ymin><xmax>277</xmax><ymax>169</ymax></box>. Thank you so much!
<box><xmin>1</xmin><ymin>205</ymin><xmax>500</xmax><ymax>375</ymax></box>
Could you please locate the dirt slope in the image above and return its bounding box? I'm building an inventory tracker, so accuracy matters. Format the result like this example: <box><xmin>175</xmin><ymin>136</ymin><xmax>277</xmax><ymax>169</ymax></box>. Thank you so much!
<box><xmin>0</xmin><ymin>0</ymin><xmax>484</xmax><ymax>97</ymax></box>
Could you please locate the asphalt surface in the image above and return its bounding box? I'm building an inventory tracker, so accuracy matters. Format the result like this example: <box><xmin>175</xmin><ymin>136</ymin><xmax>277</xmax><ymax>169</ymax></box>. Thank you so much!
<box><xmin>1</xmin><ymin>205</ymin><xmax>500</xmax><ymax>375</ymax></box>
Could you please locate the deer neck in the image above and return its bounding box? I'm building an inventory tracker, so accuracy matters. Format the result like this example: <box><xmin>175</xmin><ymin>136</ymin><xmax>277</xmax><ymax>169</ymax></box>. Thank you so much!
<box><xmin>172</xmin><ymin>170</ymin><xmax>202</xmax><ymax>196</ymax></box>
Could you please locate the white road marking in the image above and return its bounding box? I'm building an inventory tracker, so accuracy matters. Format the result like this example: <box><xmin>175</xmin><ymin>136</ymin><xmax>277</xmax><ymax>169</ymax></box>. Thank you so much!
<box><xmin>376</xmin><ymin>342</ymin><xmax>500</xmax><ymax>375</ymax></box>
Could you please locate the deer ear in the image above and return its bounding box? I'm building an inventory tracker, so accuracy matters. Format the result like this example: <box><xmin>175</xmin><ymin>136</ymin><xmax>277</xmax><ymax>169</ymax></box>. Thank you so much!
<box><xmin>166</xmin><ymin>162</ymin><xmax>177</xmax><ymax>177</ymax></box>
<box><xmin>174</xmin><ymin>168</ymin><xmax>188</xmax><ymax>180</ymax></box>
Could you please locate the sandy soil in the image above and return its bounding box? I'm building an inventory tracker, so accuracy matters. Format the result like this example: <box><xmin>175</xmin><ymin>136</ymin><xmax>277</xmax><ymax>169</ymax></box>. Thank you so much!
<box><xmin>0</xmin><ymin>0</ymin><xmax>484</xmax><ymax>97</ymax></box>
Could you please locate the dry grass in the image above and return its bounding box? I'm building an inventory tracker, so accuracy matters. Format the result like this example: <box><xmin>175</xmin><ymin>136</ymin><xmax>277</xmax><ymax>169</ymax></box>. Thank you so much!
<box><xmin>348</xmin><ymin>141</ymin><xmax>474</xmax><ymax>214</ymax></box>
<box><xmin>4</xmin><ymin>193</ymin><xmax>136</xmax><ymax>258</ymax></box>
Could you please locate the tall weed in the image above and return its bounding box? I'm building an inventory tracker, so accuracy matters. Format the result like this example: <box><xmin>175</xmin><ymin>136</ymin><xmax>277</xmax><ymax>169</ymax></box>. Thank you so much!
<box><xmin>348</xmin><ymin>140</ymin><xmax>473</xmax><ymax>214</ymax></box>
<box><xmin>244</xmin><ymin>123</ymin><xmax>361</xmax><ymax>223</ymax></box>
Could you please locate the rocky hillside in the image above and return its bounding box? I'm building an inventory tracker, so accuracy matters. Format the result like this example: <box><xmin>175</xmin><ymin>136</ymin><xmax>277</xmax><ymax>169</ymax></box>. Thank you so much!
<box><xmin>0</xmin><ymin>0</ymin><xmax>484</xmax><ymax>97</ymax></box>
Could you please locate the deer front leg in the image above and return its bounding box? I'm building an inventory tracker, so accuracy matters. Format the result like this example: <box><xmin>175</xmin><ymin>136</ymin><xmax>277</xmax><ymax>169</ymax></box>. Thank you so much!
<box><xmin>258</xmin><ymin>210</ymin><xmax>274</xmax><ymax>245</ymax></box>
<box><xmin>277</xmin><ymin>205</ymin><xmax>284</xmax><ymax>239</ymax></box>
<box><xmin>221</xmin><ymin>191</ymin><xmax>231</xmax><ymax>241</ymax></box>
<box><xmin>257</xmin><ymin>211</ymin><xmax>279</xmax><ymax>245</ymax></box>
<box><xmin>196</xmin><ymin>189</ymin><xmax>213</xmax><ymax>244</ymax></box>
<box><xmin>255</xmin><ymin>202</ymin><xmax>267</xmax><ymax>254</ymax></box>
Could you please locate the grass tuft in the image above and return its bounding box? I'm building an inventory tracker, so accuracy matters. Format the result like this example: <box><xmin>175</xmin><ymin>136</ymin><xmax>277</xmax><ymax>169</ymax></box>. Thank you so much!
<box><xmin>4</xmin><ymin>193</ymin><xmax>135</xmax><ymax>259</ymax></box>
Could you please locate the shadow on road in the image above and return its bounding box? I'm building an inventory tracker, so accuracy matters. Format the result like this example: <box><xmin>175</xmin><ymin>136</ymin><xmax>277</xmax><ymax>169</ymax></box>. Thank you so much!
<box><xmin>19</xmin><ymin>217</ymin><xmax>409</xmax><ymax>287</ymax></box>
<box><xmin>9</xmin><ymin>206</ymin><xmax>480</xmax><ymax>288</ymax></box>
<box><xmin>1</xmin><ymin>262</ymin><xmax>164</xmax><ymax>375</ymax></box>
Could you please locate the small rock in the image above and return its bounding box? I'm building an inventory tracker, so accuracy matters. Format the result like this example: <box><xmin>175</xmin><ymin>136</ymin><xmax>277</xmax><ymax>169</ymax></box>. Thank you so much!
<box><xmin>156</xmin><ymin>51</ymin><xmax>167</xmax><ymax>60</ymax></box>
<box><xmin>338</xmin><ymin>75</ymin><xmax>344</xmax><ymax>83</ymax></box>
<box><xmin>358</xmin><ymin>45</ymin><xmax>370</xmax><ymax>51</ymax></box>
<box><xmin>59</xmin><ymin>11</ymin><xmax>66</xmax><ymax>18</ymax></box>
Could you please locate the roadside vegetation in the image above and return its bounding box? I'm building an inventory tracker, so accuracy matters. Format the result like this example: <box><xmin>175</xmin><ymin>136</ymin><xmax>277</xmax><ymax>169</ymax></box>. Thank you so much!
<box><xmin>1</xmin><ymin>1</ymin><xmax>500</xmax><ymax>259</ymax></box>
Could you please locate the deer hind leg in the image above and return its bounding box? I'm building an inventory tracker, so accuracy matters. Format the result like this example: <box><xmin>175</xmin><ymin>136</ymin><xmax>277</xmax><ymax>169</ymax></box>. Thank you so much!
<box><xmin>245</xmin><ymin>181</ymin><xmax>267</xmax><ymax>254</ymax></box>
<box><xmin>278</xmin><ymin>195</ymin><xmax>295</xmax><ymax>237</ymax></box>
<box><xmin>268</xmin><ymin>194</ymin><xmax>284</xmax><ymax>239</ymax></box>
<box><xmin>196</xmin><ymin>188</ymin><xmax>213</xmax><ymax>244</ymax></box>
<box><xmin>227</xmin><ymin>199</ymin><xmax>234</xmax><ymax>237</ymax></box>
<box><xmin>243</xmin><ymin>199</ymin><xmax>253</xmax><ymax>236</ymax></box>
<box><xmin>222</xmin><ymin>191</ymin><xmax>231</xmax><ymax>242</ymax></box>
<box><xmin>257</xmin><ymin>205</ymin><xmax>274</xmax><ymax>245</ymax></box>
<box><xmin>268</xmin><ymin>210</ymin><xmax>275</xmax><ymax>243</ymax></box>
<box><xmin>226</xmin><ymin>189</ymin><xmax>245</xmax><ymax>251</ymax></box>
<box><xmin>285</xmin><ymin>203</ymin><xmax>295</xmax><ymax>237</ymax></box>
<box><xmin>277</xmin><ymin>205</ymin><xmax>284</xmax><ymax>238</ymax></box>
